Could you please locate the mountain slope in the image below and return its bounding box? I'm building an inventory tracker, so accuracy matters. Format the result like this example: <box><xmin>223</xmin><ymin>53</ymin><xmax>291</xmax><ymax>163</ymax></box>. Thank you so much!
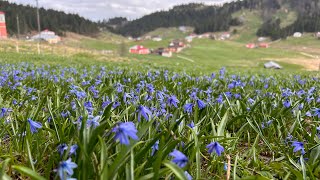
<box><xmin>109</xmin><ymin>0</ymin><xmax>320</xmax><ymax>40</ymax></box>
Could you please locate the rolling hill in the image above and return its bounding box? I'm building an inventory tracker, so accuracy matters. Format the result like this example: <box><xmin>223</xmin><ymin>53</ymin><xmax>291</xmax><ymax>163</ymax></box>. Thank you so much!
<box><xmin>108</xmin><ymin>0</ymin><xmax>320</xmax><ymax>40</ymax></box>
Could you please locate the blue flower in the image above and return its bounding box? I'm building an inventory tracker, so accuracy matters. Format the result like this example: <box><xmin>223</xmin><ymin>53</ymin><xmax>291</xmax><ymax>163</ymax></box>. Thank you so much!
<box><xmin>167</xmin><ymin>95</ymin><xmax>179</xmax><ymax>108</ymax></box>
<box><xmin>69</xmin><ymin>145</ymin><xmax>78</xmax><ymax>156</ymax></box>
<box><xmin>184</xmin><ymin>171</ymin><xmax>193</xmax><ymax>180</ymax></box>
<box><xmin>137</xmin><ymin>105</ymin><xmax>152</xmax><ymax>121</ymax></box>
<box><xmin>0</xmin><ymin>108</ymin><xmax>12</xmax><ymax>118</ymax></box>
<box><xmin>206</xmin><ymin>142</ymin><xmax>224</xmax><ymax>156</ymax></box>
<box><xmin>169</xmin><ymin>149</ymin><xmax>188</xmax><ymax>168</ymax></box>
<box><xmin>312</xmin><ymin>108</ymin><xmax>320</xmax><ymax>118</ymax></box>
<box><xmin>283</xmin><ymin>99</ymin><xmax>291</xmax><ymax>108</ymax></box>
<box><xmin>292</xmin><ymin>141</ymin><xmax>305</xmax><ymax>155</ymax></box>
<box><xmin>196</xmin><ymin>99</ymin><xmax>206</xmax><ymax>110</ymax></box>
<box><xmin>87</xmin><ymin>115</ymin><xmax>100</xmax><ymax>128</ymax></box>
<box><xmin>151</xmin><ymin>140</ymin><xmax>159</xmax><ymax>156</ymax></box>
<box><xmin>27</xmin><ymin>118</ymin><xmax>42</xmax><ymax>134</ymax></box>
<box><xmin>112</xmin><ymin>122</ymin><xmax>139</xmax><ymax>145</ymax></box>
<box><xmin>57</xmin><ymin>144</ymin><xmax>68</xmax><ymax>156</ymax></box>
<box><xmin>216</xmin><ymin>95</ymin><xmax>224</xmax><ymax>104</ymax></box>
<box><xmin>187</xmin><ymin>121</ymin><xmax>195</xmax><ymax>129</ymax></box>
<box><xmin>57</xmin><ymin>158</ymin><xmax>77</xmax><ymax>180</ymax></box>
<box><xmin>184</xmin><ymin>103</ymin><xmax>194</xmax><ymax>113</ymax></box>
<box><xmin>306</xmin><ymin>111</ymin><xmax>312</xmax><ymax>117</ymax></box>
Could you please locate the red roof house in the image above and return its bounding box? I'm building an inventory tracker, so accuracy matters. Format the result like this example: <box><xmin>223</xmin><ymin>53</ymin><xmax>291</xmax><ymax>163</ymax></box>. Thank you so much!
<box><xmin>246</xmin><ymin>43</ymin><xmax>256</xmax><ymax>49</ymax></box>
<box><xmin>129</xmin><ymin>45</ymin><xmax>150</xmax><ymax>54</ymax></box>
<box><xmin>259</xmin><ymin>43</ymin><xmax>269</xmax><ymax>48</ymax></box>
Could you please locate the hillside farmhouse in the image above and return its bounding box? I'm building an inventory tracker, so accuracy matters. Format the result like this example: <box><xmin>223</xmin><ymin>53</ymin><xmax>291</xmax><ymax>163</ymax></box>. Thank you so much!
<box><xmin>246</xmin><ymin>43</ymin><xmax>256</xmax><ymax>49</ymax></box>
<box><xmin>168</xmin><ymin>40</ymin><xmax>185</xmax><ymax>53</ymax></box>
<box><xmin>259</xmin><ymin>43</ymin><xmax>269</xmax><ymax>48</ymax></box>
<box><xmin>316</xmin><ymin>32</ymin><xmax>320</xmax><ymax>39</ymax></box>
<box><xmin>31</xmin><ymin>29</ymin><xmax>61</xmax><ymax>44</ymax></box>
<box><xmin>129</xmin><ymin>45</ymin><xmax>150</xmax><ymax>54</ymax></box>
<box><xmin>153</xmin><ymin>48</ymin><xmax>172</xmax><ymax>57</ymax></box>
<box><xmin>293</xmin><ymin>32</ymin><xmax>302</xmax><ymax>38</ymax></box>
<box><xmin>152</xmin><ymin>36</ymin><xmax>162</xmax><ymax>41</ymax></box>
<box><xmin>220</xmin><ymin>32</ymin><xmax>231</xmax><ymax>40</ymax></box>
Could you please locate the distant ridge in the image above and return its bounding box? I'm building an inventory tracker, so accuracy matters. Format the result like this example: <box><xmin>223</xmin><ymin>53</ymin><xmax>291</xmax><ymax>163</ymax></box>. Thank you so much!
<box><xmin>106</xmin><ymin>0</ymin><xmax>320</xmax><ymax>40</ymax></box>
<box><xmin>0</xmin><ymin>1</ymin><xmax>99</xmax><ymax>36</ymax></box>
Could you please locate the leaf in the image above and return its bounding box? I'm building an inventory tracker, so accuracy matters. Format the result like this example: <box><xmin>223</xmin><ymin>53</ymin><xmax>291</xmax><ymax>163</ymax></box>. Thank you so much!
<box><xmin>12</xmin><ymin>166</ymin><xmax>46</xmax><ymax>180</ymax></box>
<box><xmin>217</xmin><ymin>109</ymin><xmax>229</xmax><ymax>137</ymax></box>
<box><xmin>163</xmin><ymin>161</ymin><xmax>187</xmax><ymax>180</ymax></box>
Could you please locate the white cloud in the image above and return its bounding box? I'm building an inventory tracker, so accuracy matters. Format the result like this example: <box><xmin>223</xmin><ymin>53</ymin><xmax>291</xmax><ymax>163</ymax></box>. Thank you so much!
<box><xmin>9</xmin><ymin>0</ymin><xmax>234</xmax><ymax>21</ymax></box>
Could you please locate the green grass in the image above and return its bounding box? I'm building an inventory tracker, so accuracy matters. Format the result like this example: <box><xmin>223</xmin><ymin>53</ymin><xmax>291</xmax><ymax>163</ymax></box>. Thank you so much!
<box><xmin>145</xmin><ymin>27</ymin><xmax>192</xmax><ymax>39</ymax></box>
<box><xmin>126</xmin><ymin>39</ymin><xmax>306</xmax><ymax>72</ymax></box>
<box><xmin>232</xmin><ymin>10</ymin><xmax>263</xmax><ymax>43</ymax></box>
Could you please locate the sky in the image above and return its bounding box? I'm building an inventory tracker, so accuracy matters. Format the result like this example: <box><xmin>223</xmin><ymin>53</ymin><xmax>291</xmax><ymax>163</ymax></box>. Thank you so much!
<box><xmin>9</xmin><ymin>0</ymin><xmax>234</xmax><ymax>21</ymax></box>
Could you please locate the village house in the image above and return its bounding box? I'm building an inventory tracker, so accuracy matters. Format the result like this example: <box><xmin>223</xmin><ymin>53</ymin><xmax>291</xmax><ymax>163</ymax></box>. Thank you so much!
<box><xmin>258</xmin><ymin>37</ymin><xmax>267</xmax><ymax>42</ymax></box>
<box><xmin>152</xmin><ymin>36</ymin><xmax>162</xmax><ymax>41</ymax></box>
<box><xmin>129</xmin><ymin>45</ymin><xmax>150</xmax><ymax>54</ymax></box>
<box><xmin>316</xmin><ymin>32</ymin><xmax>320</xmax><ymax>39</ymax></box>
<box><xmin>246</xmin><ymin>43</ymin><xmax>256</xmax><ymax>49</ymax></box>
<box><xmin>293</xmin><ymin>32</ymin><xmax>302</xmax><ymax>38</ymax></box>
<box><xmin>198</xmin><ymin>33</ymin><xmax>211</xmax><ymax>39</ymax></box>
<box><xmin>259</xmin><ymin>43</ymin><xmax>269</xmax><ymax>48</ymax></box>
<box><xmin>185</xmin><ymin>36</ymin><xmax>193</xmax><ymax>42</ymax></box>
<box><xmin>168</xmin><ymin>40</ymin><xmax>185</xmax><ymax>53</ymax></box>
<box><xmin>179</xmin><ymin>26</ymin><xmax>187</xmax><ymax>32</ymax></box>
<box><xmin>31</xmin><ymin>29</ymin><xmax>61</xmax><ymax>44</ymax></box>
<box><xmin>220</xmin><ymin>32</ymin><xmax>231</xmax><ymax>40</ymax></box>
<box><xmin>152</xmin><ymin>48</ymin><xmax>172</xmax><ymax>57</ymax></box>
<box><xmin>144</xmin><ymin>35</ymin><xmax>151</xmax><ymax>40</ymax></box>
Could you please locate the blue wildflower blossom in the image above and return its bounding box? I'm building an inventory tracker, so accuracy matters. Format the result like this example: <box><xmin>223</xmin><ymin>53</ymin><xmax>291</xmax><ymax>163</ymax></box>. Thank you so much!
<box><xmin>57</xmin><ymin>144</ymin><xmax>68</xmax><ymax>156</ymax></box>
<box><xmin>112</xmin><ymin>122</ymin><xmax>139</xmax><ymax>145</ymax></box>
<box><xmin>137</xmin><ymin>105</ymin><xmax>152</xmax><ymax>121</ymax></box>
<box><xmin>87</xmin><ymin>115</ymin><xmax>100</xmax><ymax>128</ymax></box>
<box><xmin>167</xmin><ymin>95</ymin><xmax>179</xmax><ymax>108</ymax></box>
<box><xmin>306</xmin><ymin>111</ymin><xmax>312</xmax><ymax>117</ymax></box>
<box><xmin>27</xmin><ymin>118</ymin><xmax>42</xmax><ymax>134</ymax></box>
<box><xmin>312</xmin><ymin>108</ymin><xmax>320</xmax><ymax>118</ymax></box>
<box><xmin>187</xmin><ymin>121</ymin><xmax>195</xmax><ymax>129</ymax></box>
<box><xmin>151</xmin><ymin>140</ymin><xmax>159</xmax><ymax>156</ymax></box>
<box><xmin>0</xmin><ymin>108</ymin><xmax>12</xmax><ymax>118</ymax></box>
<box><xmin>184</xmin><ymin>171</ymin><xmax>193</xmax><ymax>180</ymax></box>
<box><xmin>196</xmin><ymin>99</ymin><xmax>206</xmax><ymax>110</ymax></box>
<box><xmin>283</xmin><ymin>99</ymin><xmax>291</xmax><ymax>108</ymax></box>
<box><xmin>69</xmin><ymin>145</ymin><xmax>78</xmax><ymax>156</ymax></box>
<box><xmin>169</xmin><ymin>149</ymin><xmax>188</xmax><ymax>168</ymax></box>
<box><xmin>206</xmin><ymin>142</ymin><xmax>224</xmax><ymax>156</ymax></box>
<box><xmin>184</xmin><ymin>103</ymin><xmax>194</xmax><ymax>113</ymax></box>
<box><xmin>57</xmin><ymin>158</ymin><xmax>77</xmax><ymax>180</ymax></box>
<box><xmin>292</xmin><ymin>141</ymin><xmax>305</xmax><ymax>155</ymax></box>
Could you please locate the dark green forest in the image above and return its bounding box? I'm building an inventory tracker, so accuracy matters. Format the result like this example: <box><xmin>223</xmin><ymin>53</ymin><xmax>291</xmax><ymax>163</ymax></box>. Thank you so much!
<box><xmin>106</xmin><ymin>0</ymin><xmax>320</xmax><ymax>40</ymax></box>
<box><xmin>0</xmin><ymin>1</ymin><xmax>99</xmax><ymax>36</ymax></box>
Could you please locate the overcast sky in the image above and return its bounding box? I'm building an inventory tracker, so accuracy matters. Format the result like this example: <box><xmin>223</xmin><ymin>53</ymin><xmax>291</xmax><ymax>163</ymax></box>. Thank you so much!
<box><xmin>9</xmin><ymin>0</ymin><xmax>234</xmax><ymax>21</ymax></box>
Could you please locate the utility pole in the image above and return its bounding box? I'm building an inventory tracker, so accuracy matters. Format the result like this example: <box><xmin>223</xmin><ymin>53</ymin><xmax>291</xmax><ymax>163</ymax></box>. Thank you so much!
<box><xmin>36</xmin><ymin>0</ymin><xmax>41</xmax><ymax>54</ymax></box>
<box><xmin>16</xmin><ymin>15</ymin><xmax>20</xmax><ymax>53</ymax></box>
<box><xmin>16</xmin><ymin>15</ymin><xmax>20</xmax><ymax>39</ymax></box>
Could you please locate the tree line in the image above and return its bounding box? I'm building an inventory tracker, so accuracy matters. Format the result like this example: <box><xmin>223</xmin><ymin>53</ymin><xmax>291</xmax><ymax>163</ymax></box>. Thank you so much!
<box><xmin>0</xmin><ymin>1</ymin><xmax>99</xmax><ymax>36</ymax></box>
<box><xmin>106</xmin><ymin>0</ymin><xmax>282</xmax><ymax>37</ymax></box>
<box><xmin>257</xmin><ymin>0</ymin><xmax>320</xmax><ymax>40</ymax></box>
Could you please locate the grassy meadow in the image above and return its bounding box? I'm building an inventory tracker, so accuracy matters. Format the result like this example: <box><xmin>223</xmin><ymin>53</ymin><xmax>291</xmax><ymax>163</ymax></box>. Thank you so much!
<box><xmin>0</xmin><ymin>25</ymin><xmax>319</xmax><ymax>180</ymax></box>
